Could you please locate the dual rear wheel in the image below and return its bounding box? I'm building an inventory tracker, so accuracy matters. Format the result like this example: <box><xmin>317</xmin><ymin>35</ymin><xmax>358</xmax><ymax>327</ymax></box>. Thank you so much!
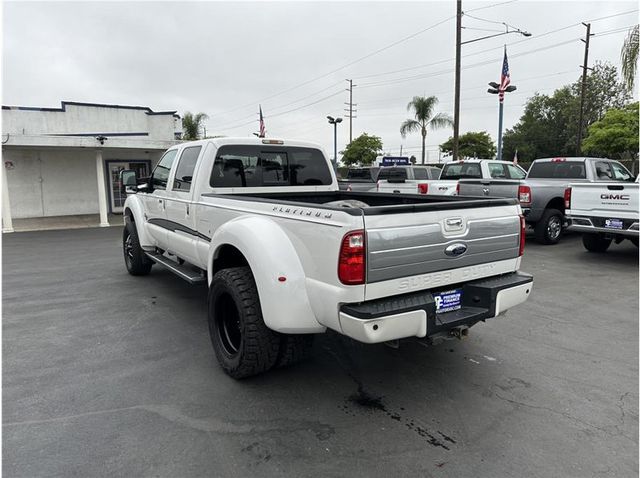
<box><xmin>208</xmin><ymin>266</ymin><xmax>314</xmax><ymax>379</ymax></box>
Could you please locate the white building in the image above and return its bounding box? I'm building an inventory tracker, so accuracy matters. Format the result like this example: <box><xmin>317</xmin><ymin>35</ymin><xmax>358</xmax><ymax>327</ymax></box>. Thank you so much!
<box><xmin>1</xmin><ymin>101</ymin><xmax>182</xmax><ymax>232</ymax></box>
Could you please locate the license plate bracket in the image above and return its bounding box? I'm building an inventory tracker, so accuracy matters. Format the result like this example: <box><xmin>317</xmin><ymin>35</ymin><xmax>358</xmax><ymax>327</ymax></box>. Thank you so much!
<box><xmin>434</xmin><ymin>288</ymin><xmax>463</xmax><ymax>313</ymax></box>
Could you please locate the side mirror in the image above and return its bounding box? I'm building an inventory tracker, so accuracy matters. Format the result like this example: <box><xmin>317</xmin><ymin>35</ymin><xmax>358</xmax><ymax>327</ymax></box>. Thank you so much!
<box><xmin>120</xmin><ymin>169</ymin><xmax>138</xmax><ymax>193</ymax></box>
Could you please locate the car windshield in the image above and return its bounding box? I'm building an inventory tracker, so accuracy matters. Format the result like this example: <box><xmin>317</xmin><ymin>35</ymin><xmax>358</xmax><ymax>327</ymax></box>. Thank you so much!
<box><xmin>440</xmin><ymin>163</ymin><xmax>482</xmax><ymax>179</ymax></box>
<box><xmin>527</xmin><ymin>161</ymin><xmax>586</xmax><ymax>179</ymax></box>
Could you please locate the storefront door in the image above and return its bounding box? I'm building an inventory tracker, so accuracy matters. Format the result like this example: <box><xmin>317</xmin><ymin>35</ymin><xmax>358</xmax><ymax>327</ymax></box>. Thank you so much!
<box><xmin>107</xmin><ymin>161</ymin><xmax>150</xmax><ymax>213</ymax></box>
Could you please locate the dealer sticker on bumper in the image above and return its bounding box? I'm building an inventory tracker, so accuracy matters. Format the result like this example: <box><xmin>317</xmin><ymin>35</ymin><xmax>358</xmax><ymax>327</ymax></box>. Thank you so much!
<box><xmin>434</xmin><ymin>289</ymin><xmax>462</xmax><ymax>313</ymax></box>
<box><xmin>604</xmin><ymin>218</ymin><xmax>624</xmax><ymax>230</ymax></box>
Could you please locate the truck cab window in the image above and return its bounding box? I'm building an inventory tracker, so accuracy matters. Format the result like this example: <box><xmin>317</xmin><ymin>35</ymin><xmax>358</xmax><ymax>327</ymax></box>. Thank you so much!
<box><xmin>506</xmin><ymin>164</ymin><xmax>526</xmax><ymax>179</ymax></box>
<box><xmin>173</xmin><ymin>146</ymin><xmax>202</xmax><ymax>192</ymax></box>
<box><xmin>595</xmin><ymin>162</ymin><xmax>613</xmax><ymax>180</ymax></box>
<box><xmin>413</xmin><ymin>168</ymin><xmax>428</xmax><ymax>180</ymax></box>
<box><xmin>210</xmin><ymin>146</ymin><xmax>331</xmax><ymax>187</ymax></box>
<box><xmin>489</xmin><ymin>163</ymin><xmax>507</xmax><ymax>179</ymax></box>
<box><xmin>610</xmin><ymin>162</ymin><xmax>633</xmax><ymax>181</ymax></box>
<box><xmin>151</xmin><ymin>149</ymin><xmax>178</xmax><ymax>189</ymax></box>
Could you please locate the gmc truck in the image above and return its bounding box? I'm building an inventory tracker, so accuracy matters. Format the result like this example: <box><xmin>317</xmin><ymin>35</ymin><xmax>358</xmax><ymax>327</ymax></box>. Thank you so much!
<box><xmin>565</xmin><ymin>181</ymin><xmax>639</xmax><ymax>252</ymax></box>
<box><xmin>458</xmin><ymin>157</ymin><xmax>634</xmax><ymax>244</ymax></box>
<box><xmin>121</xmin><ymin>138</ymin><xmax>533</xmax><ymax>379</ymax></box>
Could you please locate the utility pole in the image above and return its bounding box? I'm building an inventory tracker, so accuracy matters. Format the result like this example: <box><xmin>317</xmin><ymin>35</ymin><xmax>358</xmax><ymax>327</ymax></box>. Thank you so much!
<box><xmin>453</xmin><ymin>0</ymin><xmax>462</xmax><ymax>161</ymax></box>
<box><xmin>399</xmin><ymin>144</ymin><xmax>403</xmax><ymax>156</ymax></box>
<box><xmin>576</xmin><ymin>22</ymin><xmax>593</xmax><ymax>155</ymax></box>
<box><xmin>345</xmin><ymin>79</ymin><xmax>356</xmax><ymax>144</ymax></box>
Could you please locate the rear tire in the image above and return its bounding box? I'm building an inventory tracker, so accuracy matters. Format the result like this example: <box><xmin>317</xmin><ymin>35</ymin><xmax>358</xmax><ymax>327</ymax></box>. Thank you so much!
<box><xmin>534</xmin><ymin>208</ymin><xmax>563</xmax><ymax>245</ymax></box>
<box><xmin>582</xmin><ymin>233</ymin><xmax>612</xmax><ymax>253</ymax></box>
<box><xmin>276</xmin><ymin>335</ymin><xmax>315</xmax><ymax>368</ymax></box>
<box><xmin>123</xmin><ymin>221</ymin><xmax>153</xmax><ymax>276</ymax></box>
<box><xmin>208</xmin><ymin>267</ymin><xmax>280</xmax><ymax>379</ymax></box>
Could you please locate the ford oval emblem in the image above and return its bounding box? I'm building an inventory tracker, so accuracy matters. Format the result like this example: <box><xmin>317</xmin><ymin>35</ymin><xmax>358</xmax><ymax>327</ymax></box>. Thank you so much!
<box><xmin>445</xmin><ymin>243</ymin><xmax>468</xmax><ymax>257</ymax></box>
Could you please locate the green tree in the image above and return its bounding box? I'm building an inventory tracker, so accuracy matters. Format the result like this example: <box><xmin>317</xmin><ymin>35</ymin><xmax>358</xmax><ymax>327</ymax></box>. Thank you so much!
<box><xmin>502</xmin><ymin>62</ymin><xmax>630</xmax><ymax>162</ymax></box>
<box><xmin>440</xmin><ymin>131</ymin><xmax>496</xmax><ymax>159</ymax></box>
<box><xmin>400</xmin><ymin>96</ymin><xmax>452</xmax><ymax>164</ymax></box>
<box><xmin>340</xmin><ymin>133</ymin><xmax>383</xmax><ymax>166</ymax></box>
<box><xmin>621</xmin><ymin>25</ymin><xmax>639</xmax><ymax>91</ymax></box>
<box><xmin>182</xmin><ymin>112</ymin><xmax>209</xmax><ymax>140</ymax></box>
<box><xmin>582</xmin><ymin>102</ymin><xmax>639</xmax><ymax>159</ymax></box>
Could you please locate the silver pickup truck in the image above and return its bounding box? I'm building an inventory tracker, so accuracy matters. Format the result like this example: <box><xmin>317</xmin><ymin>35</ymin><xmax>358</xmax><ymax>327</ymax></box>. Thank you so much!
<box><xmin>458</xmin><ymin>157</ymin><xmax>635</xmax><ymax>244</ymax></box>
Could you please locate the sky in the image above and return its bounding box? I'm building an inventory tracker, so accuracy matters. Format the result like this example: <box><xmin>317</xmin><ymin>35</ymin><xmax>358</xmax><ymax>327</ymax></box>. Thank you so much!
<box><xmin>3</xmin><ymin>0</ymin><xmax>638</xmax><ymax>162</ymax></box>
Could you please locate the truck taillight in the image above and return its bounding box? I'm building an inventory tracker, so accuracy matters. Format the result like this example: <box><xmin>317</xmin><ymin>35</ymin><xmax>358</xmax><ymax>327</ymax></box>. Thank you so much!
<box><xmin>338</xmin><ymin>230</ymin><xmax>365</xmax><ymax>285</ymax></box>
<box><xmin>456</xmin><ymin>182</ymin><xmax>460</xmax><ymax>195</ymax></box>
<box><xmin>347</xmin><ymin>184</ymin><xmax>352</xmax><ymax>192</ymax></box>
<box><xmin>564</xmin><ymin>187</ymin><xmax>571</xmax><ymax>209</ymax></box>
<box><xmin>518</xmin><ymin>185</ymin><xmax>532</xmax><ymax>205</ymax></box>
<box><xmin>376</xmin><ymin>181</ymin><xmax>380</xmax><ymax>191</ymax></box>
<box><xmin>418</xmin><ymin>183</ymin><xmax>429</xmax><ymax>194</ymax></box>
<box><xmin>519</xmin><ymin>215</ymin><xmax>526</xmax><ymax>256</ymax></box>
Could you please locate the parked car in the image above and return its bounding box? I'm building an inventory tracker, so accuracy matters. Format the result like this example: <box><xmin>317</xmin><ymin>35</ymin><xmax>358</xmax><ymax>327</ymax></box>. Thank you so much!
<box><xmin>376</xmin><ymin>165</ymin><xmax>446</xmax><ymax>194</ymax></box>
<box><xmin>338</xmin><ymin>167</ymin><xmax>380</xmax><ymax>192</ymax></box>
<box><xmin>120</xmin><ymin>137</ymin><xmax>533</xmax><ymax>379</ymax></box>
<box><xmin>458</xmin><ymin>157</ymin><xmax>635</xmax><ymax>244</ymax></box>
<box><xmin>565</xmin><ymin>180</ymin><xmax>638</xmax><ymax>252</ymax></box>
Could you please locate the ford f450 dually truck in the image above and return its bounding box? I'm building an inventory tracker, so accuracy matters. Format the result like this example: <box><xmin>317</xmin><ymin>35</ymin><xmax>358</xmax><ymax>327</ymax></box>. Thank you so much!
<box><xmin>121</xmin><ymin>138</ymin><xmax>533</xmax><ymax>378</ymax></box>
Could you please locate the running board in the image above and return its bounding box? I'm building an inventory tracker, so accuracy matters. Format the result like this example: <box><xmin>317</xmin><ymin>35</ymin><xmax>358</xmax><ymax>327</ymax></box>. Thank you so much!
<box><xmin>145</xmin><ymin>252</ymin><xmax>206</xmax><ymax>284</ymax></box>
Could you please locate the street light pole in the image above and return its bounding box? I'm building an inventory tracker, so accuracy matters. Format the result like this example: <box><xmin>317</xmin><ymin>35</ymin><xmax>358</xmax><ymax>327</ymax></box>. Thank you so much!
<box><xmin>327</xmin><ymin>116</ymin><xmax>343</xmax><ymax>171</ymax></box>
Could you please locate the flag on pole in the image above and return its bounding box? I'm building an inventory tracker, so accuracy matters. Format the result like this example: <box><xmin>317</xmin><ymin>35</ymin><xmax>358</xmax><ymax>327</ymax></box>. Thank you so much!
<box><xmin>259</xmin><ymin>105</ymin><xmax>266</xmax><ymax>138</ymax></box>
<box><xmin>513</xmin><ymin>149</ymin><xmax>518</xmax><ymax>164</ymax></box>
<box><xmin>499</xmin><ymin>46</ymin><xmax>511</xmax><ymax>103</ymax></box>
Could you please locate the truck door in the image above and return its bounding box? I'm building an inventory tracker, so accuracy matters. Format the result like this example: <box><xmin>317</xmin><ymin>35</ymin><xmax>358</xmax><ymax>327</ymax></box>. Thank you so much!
<box><xmin>163</xmin><ymin>145</ymin><xmax>203</xmax><ymax>265</ymax></box>
<box><xmin>141</xmin><ymin>148</ymin><xmax>179</xmax><ymax>246</ymax></box>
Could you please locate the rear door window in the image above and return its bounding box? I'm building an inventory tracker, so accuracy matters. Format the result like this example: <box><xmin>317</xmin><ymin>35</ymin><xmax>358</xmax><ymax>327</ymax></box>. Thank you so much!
<box><xmin>210</xmin><ymin>145</ymin><xmax>332</xmax><ymax>187</ymax></box>
<box><xmin>440</xmin><ymin>163</ymin><xmax>482</xmax><ymax>179</ymax></box>
<box><xmin>595</xmin><ymin>161</ymin><xmax>614</xmax><ymax>181</ymax></box>
<box><xmin>173</xmin><ymin>146</ymin><xmax>202</xmax><ymax>192</ymax></box>
<box><xmin>527</xmin><ymin>161</ymin><xmax>586</xmax><ymax>179</ymax></box>
<box><xmin>377</xmin><ymin>168</ymin><xmax>408</xmax><ymax>181</ymax></box>
<box><xmin>489</xmin><ymin>163</ymin><xmax>507</xmax><ymax>179</ymax></box>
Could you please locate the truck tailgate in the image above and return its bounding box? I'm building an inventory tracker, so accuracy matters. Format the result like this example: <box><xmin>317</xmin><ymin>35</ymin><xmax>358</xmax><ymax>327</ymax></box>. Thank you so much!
<box><xmin>570</xmin><ymin>183</ymin><xmax>639</xmax><ymax>219</ymax></box>
<box><xmin>363</xmin><ymin>203</ymin><xmax>521</xmax><ymax>294</ymax></box>
<box><xmin>458</xmin><ymin>179</ymin><xmax>521</xmax><ymax>199</ymax></box>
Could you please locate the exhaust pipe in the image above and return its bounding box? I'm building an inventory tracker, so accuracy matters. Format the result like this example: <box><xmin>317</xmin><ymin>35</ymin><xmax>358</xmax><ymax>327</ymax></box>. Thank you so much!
<box><xmin>450</xmin><ymin>327</ymin><xmax>469</xmax><ymax>340</ymax></box>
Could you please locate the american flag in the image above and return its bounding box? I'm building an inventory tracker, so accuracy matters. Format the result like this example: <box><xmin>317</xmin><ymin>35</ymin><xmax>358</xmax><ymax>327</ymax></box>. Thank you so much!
<box><xmin>259</xmin><ymin>105</ymin><xmax>266</xmax><ymax>138</ymax></box>
<box><xmin>499</xmin><ymin>46</ymin><xmax>510</xmax><ymax>103</ymax></box>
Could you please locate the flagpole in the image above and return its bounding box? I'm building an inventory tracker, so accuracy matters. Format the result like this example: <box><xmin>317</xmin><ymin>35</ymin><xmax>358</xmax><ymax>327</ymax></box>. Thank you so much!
<box><xmin>497</xmin><ymin>101</ymin><xmax>504</xmax><ymax>161</ymax></box>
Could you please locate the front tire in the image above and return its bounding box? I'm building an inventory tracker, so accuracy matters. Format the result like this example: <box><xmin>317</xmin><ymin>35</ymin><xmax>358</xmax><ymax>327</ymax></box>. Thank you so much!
<box><xmin>123</xmin><ymin>221</ymin><xmax>153</xmax><ymax>276</ymax></box>
<box><xmin>534</xmin><ymin>208</ymin><xmax>563</xmax><ymax>245</ymax></box>
<box><xmin>208</xmin><ymin>267</ymin><xmax>280</xmax><ymax>379</ymax></box>
<box><xmin>582</xmin><ymin>233</ymin><xmax>612</xmax><ymax>253</ymax></box>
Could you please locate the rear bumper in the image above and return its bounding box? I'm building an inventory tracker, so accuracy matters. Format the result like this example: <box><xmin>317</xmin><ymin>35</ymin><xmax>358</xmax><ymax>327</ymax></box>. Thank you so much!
<box><xmin>567</xmin><ymin>216</ymin><xmax>639</xmax><ymax>237</ymax></box>
<box><xmin>338</xmin><ymin>272</ymin><xmax>533</xmax><ymax>344</ymax></box>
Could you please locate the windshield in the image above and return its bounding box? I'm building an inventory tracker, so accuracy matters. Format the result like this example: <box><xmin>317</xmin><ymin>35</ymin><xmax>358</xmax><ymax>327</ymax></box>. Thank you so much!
<box><xmin>440</xmin><ymin>163</ymin><xmax>482</xmax><ymax>179</ymax></box>
<box><xmin>527</xmin><ymin>161</ymin><xmax>586</xmax><ymax>179</ymax></box>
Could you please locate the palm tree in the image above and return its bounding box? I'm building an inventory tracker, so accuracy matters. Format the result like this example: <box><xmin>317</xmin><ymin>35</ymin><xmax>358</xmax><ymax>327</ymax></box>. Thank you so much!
<box><xmin>621</xmin><ymin>25</ymin><xmax>639</xmax><ymax>92</ymax></box>
<box><xmin>182</xmin><ymin>112</ymin><xmax>209</xmax><ymax>140</ymax></box>
<box><xmin>400</xmin><ymin>96</ymin><xmax>452</xmax><ymax>164</ymax></box>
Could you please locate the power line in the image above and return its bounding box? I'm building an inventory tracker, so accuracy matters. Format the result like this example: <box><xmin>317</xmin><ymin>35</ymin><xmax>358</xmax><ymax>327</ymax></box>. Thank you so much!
<box><xmin>207</xmin><ymin>15</ymin><xmax>455</xmax><ymax>121</ymax></box>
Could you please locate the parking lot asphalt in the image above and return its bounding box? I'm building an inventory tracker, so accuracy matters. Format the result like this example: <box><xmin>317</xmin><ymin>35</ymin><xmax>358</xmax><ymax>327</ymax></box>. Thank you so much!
<box><xmin>3</xmin><ymin>227</ymin><xmax>638</xmax><ymax>477</ymax></box>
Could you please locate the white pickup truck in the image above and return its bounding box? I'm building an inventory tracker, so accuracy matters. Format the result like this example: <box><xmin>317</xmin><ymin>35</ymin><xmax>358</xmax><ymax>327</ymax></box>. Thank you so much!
<box><xmin>378</xmin><ymin>159</ymin><xmax>527</xmax><ymax>196</ymax></box>
<box><xmin>121</xmin><ymin>137</ymin><xmax>533</xmax><ymax>378</ymax></box>
<box><xmin>565</xmin><ymin>181</ymin><xmax>639</xmax><ymax>252</ymax></box>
